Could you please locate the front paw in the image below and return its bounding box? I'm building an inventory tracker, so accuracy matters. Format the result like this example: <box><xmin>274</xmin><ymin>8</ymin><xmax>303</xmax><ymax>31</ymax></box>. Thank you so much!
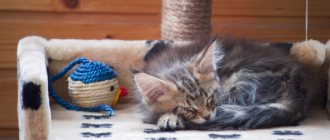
<box><xmin>157</xmin><ymin>113</ymin><xmax>184</xmax><ymax>130</ymax></box>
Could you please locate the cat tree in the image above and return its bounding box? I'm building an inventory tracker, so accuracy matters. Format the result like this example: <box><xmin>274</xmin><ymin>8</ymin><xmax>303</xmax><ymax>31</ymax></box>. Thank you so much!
<box><xmin>161</xmin><ymin>0</ymin><xmax>211</xmax><ymax>40</ymax></box>
<box><xmin>17</xmin><ymin>0</ymin><xmax>330</xmax><ymax>140</ymax></box>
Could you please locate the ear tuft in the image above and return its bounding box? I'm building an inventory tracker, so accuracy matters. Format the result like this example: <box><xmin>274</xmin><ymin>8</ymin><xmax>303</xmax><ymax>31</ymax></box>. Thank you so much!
<box><xmin>134</xmin><ymin>73</ymin><xmax>170</xmax><ymax>102</ymax></box>
<box><xmin>197</xmin><ymin>39</ymin><xmax>220</xmax><ymax>74</ymax></box>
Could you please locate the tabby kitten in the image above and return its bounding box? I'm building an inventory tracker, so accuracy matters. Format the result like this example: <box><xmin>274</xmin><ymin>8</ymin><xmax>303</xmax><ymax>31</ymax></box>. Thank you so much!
<box><xmin>134</xmin><ymin>38</ymin><xmax>310</xmax><ymax>130</ymax></box>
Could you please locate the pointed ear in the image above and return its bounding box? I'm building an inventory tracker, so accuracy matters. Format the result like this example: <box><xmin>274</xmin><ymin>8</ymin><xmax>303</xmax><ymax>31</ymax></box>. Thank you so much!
<box><xmin>134</xmin><ymin>73</ymin><xmax>173</xmax><ymax>103</ymax></box>
<box><xmin>196</xmin><ymin>39</ymin><xmax>221</xmax><ymax>74</ymax></box>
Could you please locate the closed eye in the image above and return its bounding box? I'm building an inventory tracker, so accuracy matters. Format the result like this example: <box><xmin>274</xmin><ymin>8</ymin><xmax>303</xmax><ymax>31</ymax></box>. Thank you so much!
<box><xmin>185</xmin><ymin>107</ymin><xmax>197</xmax><ymax>113</ymax></box>
<box><xmin>206</xmin><ymin>96</ymin><xmax>215</xmax><ymax>108</ymax></box>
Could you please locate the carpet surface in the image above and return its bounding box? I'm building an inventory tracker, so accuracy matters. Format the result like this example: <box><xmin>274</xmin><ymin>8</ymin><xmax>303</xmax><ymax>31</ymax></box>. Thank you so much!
<box><xmin>50</xmin><ymin>104</ymin><xmax>330</xmax><ymax>140</ymax></box>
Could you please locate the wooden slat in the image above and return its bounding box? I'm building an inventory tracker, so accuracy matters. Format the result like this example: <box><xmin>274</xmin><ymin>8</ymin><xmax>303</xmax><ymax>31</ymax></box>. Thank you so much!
<box><xmin>214</xmin><ymin>0</ymin><xmax>330</xmax><ymax>17</ymax></box>
<box><xmin>0</xmin><ymin>68</ymin><xmax>18</xmax><ymax>129</ymax></box>
<box><xmin>0</xmin><ymin>0</ymin><xmax>329</xmax><ymax>17</ymax></box>
<box><xmin>2</xmin><ymin>11</ymin><xmax>322</xmax><ymax>43</ymax></box>
<box><xmin>309</xmin><ymin>17</ymin><xmax>330</xmax><ymax>42</ymax></box>
<box><xmin>309</xmin><ymin>0</ymin><xmax>330</xmax><ymax>17</ymax></box>
<box><xmin>0</xmin><ymin>129</ymin><xmax>18</xmax><ymax>138</ymax></box>
<box><xmin>213</xmin><ymin>0</ymin><xmax>304</xmax><ymax>17</ymax></box>
<box><xmin>0</xmin><ymin>0</ymin><xmax>161</xmax><ymax>14</ymax></box>
<box><xmin>0</xmin><ymin>48</ymin><xmax>16</xmax><ymax>69</ymax></box>
<box><xmin>0</xmin><ymin>11</ymin><xmax>160</xmax><ymax>40</ymax></box>
<box><xmin>1</xmin><ymin>11</ymin><xmax>330</xmax><ymax>68</ymax></box>
<box><xmin>0</xmin><ymin>11</ymin><xmax>160</xmax><ymax>68</ymax></box>
<box><xmin>212</xmin><ymin>16</ymin><xmax>330</xmax><ymax>42</ymax></box>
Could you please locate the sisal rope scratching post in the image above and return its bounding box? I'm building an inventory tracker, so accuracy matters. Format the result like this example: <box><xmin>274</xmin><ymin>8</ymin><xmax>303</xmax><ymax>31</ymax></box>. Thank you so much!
<box><xmin>161</xmin><ymin>0</ymin><xmax>212</xmax><ymax>41</ymax></box>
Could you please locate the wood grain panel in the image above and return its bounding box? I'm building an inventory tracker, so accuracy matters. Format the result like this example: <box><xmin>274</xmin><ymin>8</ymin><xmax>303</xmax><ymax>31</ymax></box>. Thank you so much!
<box><xmin>0</xmin><ymin>11</ymin><xmax>160</xmax><ymax>41</ymax></box>
<box><xmin>212</xmin><ymin>16</ymin><xmax>305</xmax><ymax>41</ymax></box>
<box><xmin>309</xmin><ymin>0</ymin><xmax>330</xmax><ymax>17</ymax></box>
<box><xmin>2</xmin><ymin>11</ymin><xmax>330</xmax><ymax>68</ymax></box>
<box><xmin>213</xmin><ymin>17</ymin><xmax>330</xmax><ymax>42</ymax></box>
<box><xmin>215</xmin><ymin>17</ymin><xmax>330</xmax><ymax>42</ymax></box>
<box><xmin>1</xmin><ymin>11</ymin><xmax>320</xmax><ymax>43</ymax></box>
<box><xmin>309</xmin><ymin>17</ymin><xmax>330</xmax><ymax>42</ymax></box>
<box><xmin>0</xmin><ymin>130</ymin><xmax>18</xmax><ymax>139</ymax></box>
<box><xmin>0</xmin><ymin>38</ymin><xmax>16</xmax><ymax>68</ymax></box>
<box><xmin>0</xmin><ymin>11</ymin><xmax>160</xmax><ymax>68</ymax></box>
<box><xmin>1</xmin><ymin>0</ymin><xmax>329</xmax><ymax>17</ymax></box>
<box><xmin>214</xmin><ymin>0</ymin><xmax>330</xmax><ymax>17</ymax></box>
<box><xmin>0</xmin><ymin>69</ymin><xmax>18</xmax><ymax>129</ymax></box>
<box><xmin>0</xmin><ymin>0</ymin><xmax>161</xmax><ymax>14</ymax></box>
<box><xmin>213</xmin><ymin>0</ymin><xmax>304</xmax><ymax>17</ymax></box>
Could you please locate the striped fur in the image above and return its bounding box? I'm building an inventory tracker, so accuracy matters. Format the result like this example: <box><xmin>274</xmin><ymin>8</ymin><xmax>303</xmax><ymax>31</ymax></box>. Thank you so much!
<box><xmin>134</xmin><ymin>38</ymin><xmax>319</xmax><ymax>131</ymax></box>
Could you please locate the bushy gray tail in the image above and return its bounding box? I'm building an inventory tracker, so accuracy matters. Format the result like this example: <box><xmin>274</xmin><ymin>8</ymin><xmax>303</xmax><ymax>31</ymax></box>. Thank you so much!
<box><xmin>187</xmin><ymin>104</ymin><xmax>304</xmax><ymax>130</ymax></box>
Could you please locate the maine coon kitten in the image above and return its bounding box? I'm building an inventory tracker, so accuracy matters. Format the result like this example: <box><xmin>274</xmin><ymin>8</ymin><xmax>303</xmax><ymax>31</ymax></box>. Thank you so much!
<box><xmin>134</xmin><ymin>37</ymin><xmax>313</xmax><ymax>130</ymax></box>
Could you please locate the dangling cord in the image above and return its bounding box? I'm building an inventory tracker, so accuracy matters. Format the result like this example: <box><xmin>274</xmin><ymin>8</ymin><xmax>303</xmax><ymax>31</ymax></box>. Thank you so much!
<box><xmin>305</xmin><ymin>0</ymin><xmax>309</xmax><ymax>40</ymax></box>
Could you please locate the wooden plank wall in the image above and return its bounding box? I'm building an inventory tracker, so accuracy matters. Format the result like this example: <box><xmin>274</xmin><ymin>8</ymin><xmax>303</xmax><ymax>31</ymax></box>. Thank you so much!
<box><xmin>0</xmin><ymin>0</ymin><xmax>329</xmax><ymax>138</ymax></box>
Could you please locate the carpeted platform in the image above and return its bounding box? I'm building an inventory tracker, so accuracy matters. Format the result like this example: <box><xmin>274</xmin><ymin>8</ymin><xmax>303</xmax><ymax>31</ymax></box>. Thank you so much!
<box><xmin>50</xmin><ymin>103</ymin><xmax>330</xmax><ymax>140</ymax></box>
<box><xmin>17</xmin><ymin>36</ymin><xmax>330</xmax><ymax>140</ymax></box>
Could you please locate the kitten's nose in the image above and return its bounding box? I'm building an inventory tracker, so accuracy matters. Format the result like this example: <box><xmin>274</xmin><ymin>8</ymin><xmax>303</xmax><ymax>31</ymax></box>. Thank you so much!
<box><xmin>199</xmin><ymin>110</ymin><xmax>211</xmax><ymax>121</ymax></box>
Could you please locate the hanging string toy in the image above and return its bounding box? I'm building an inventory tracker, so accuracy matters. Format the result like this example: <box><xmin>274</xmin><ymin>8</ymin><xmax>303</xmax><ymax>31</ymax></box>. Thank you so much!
<box><xmin>49</xmin><ymin>57</ymin><xmax>128</xmax><ymax>116</ymax></box>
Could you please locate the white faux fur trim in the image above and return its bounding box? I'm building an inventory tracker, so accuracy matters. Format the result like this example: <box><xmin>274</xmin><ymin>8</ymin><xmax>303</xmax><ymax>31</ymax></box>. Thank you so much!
<box><xmin>17</xmin><ymin>36</ymin><xmax>51</xmax><ymax>140</ymax></box>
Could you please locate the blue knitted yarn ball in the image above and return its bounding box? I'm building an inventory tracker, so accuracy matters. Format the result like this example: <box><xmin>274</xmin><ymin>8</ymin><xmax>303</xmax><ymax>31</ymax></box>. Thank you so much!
<box><xmin>69</xmin><ymin>60</ymin><xmax>117</xmax><ymax>84</ymax></box>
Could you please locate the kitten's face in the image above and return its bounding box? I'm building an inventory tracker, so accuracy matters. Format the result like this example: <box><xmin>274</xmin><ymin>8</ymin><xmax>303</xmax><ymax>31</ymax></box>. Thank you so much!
<box><xmin>174</xmin><ymin>76</ymin><xmax>217</xmax><ymax>124</ymax></box>
<box><xmin>134</xmin><ymin>68</ymin><xmax>217</xmax><ymax>124</ymax></box>
<box><xmin>135</xmin><ymin>40</ymin><xmax>221</xmax><ymax>124</ymax></box>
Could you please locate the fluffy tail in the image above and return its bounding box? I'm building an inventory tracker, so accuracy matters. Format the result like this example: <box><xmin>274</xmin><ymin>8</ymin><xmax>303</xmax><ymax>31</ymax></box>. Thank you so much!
<box><xmin>187</xmin><ymin>104</ymin><xmax>304</xmax><ymax>130</ymax></box>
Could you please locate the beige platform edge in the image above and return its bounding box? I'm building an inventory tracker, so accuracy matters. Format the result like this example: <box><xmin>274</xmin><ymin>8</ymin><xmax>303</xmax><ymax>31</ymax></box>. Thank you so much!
<box><xmin>17</xmin><ymin>37</ymin><xmax>330</xmax><ymax>140</ymax></box>
<box><xmin>17</xmin><ymin>0</ymin><xmax>330</xmax><ymax>139</ymax></box>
